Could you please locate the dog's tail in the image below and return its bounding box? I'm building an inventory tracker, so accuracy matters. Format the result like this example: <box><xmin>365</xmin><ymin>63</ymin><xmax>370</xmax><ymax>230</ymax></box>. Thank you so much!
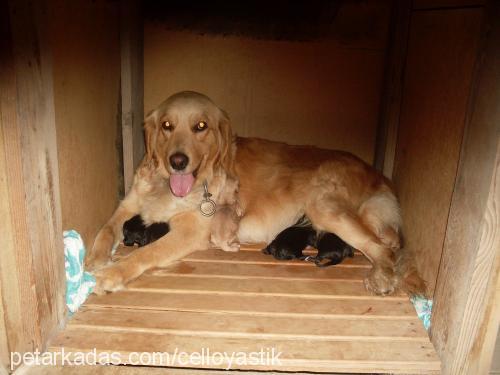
<box><xmin>394</xmin><ymin>248</ymin><xmax>427</xmax><ymax>297</ymax></box>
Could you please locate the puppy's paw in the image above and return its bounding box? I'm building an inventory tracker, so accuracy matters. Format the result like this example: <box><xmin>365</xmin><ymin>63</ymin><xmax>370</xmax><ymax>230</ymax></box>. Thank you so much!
<box><xmin>92</xmin><ymin>266</ymin><xmax>125</xmax><ymax>295</ymax></box>
<box><xmin>364</xmin><ymin>266</ymin><xmax>397</xmax><ymax>296</ymax></box>
<box><xmin>221</xmin><ymin>241</ymin><xmax>240</xmax><ymax>252</ymax></box>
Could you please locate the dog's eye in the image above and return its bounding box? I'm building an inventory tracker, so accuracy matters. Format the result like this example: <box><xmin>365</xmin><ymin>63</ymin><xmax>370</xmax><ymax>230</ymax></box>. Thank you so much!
<box><xmin>161</xmin><ymin>121</ymin><xmax>173</xmax><ymax>131</ymax></box>
<box><xmin>194</xmin><ymin>121</ymin><xmax>208</xmax><ymax>132</ymax></box>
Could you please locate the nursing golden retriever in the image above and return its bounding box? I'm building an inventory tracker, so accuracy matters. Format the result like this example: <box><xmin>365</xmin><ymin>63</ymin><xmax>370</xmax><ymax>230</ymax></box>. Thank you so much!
<box><xmin>85</xmin><ymin>91</ymin><xmax>423</xmax><ymax>296</ymax></box>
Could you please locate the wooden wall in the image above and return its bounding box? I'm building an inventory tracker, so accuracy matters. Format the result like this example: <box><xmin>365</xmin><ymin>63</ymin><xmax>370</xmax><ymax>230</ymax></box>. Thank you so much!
<box><xmin>379</xmin><ymin>0</ymin><xmax>500</xmax><ymax>373</ymax></box>
<box><xmin>143</xmin><ymin>1</ymin><xmax>391</xmax><ymax>164</ymax></box>
<box><xmin>392</xmin><ymin>6</ymin><xmax>483</xmax><ymax>295</ymax></box>
<box><xmin>430</xmin><ymin>1</ymin><xmax>500</xmax><ymax>371</ymax></box>
<box><xmin>49</xmin><ymin>0</ymin><xmax>122</xmax><ymax>247</ymax></box>
<box><xmin>0</xmin><ymin>0</ymin><xmax>66</xmax><ymax>367</ymax></box>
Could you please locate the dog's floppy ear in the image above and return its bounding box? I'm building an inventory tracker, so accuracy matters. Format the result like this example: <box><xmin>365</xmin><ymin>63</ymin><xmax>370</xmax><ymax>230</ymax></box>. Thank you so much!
<box><xmin>215</xmin><ymin>108</ymin><xmax>235</xmax><ymax>176</ymax></box>
<box><xmin>144</xmin><ymin>110</ymin><xmax>159</xmax><ymax>164</ymax></box>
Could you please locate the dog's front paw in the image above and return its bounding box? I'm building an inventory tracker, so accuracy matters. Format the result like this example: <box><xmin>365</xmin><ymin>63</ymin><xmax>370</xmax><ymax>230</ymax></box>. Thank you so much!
<box><xmin>92</xmin><ymin>266</ymin><xmax>125</xmax><ymax>295</ymax></box>
<box><xmin>85</xmin><ymin>251</ymin><xmax>111</xmax><ymax>272</ymax></box>
<box><xmin>221</xmin><ymin>241</ymin><xmax>240</xmax><ymax>252</ymax></box>
<box><xmin>85</xmin><ymin>227</ymin><xmax>115</xmax><ymax>271</ymax></box>
<box><xmin>364</xmin><ymin>266</ymin><xmax>397</xmax><ymax>296</ymax></box>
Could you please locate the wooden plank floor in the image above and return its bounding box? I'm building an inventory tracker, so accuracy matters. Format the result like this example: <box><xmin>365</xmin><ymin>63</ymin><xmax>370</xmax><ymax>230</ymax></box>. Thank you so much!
<box><xmin>49</xmin><ymin>244</ymin><xmax>440</xmax><ymax>374</ymax></box>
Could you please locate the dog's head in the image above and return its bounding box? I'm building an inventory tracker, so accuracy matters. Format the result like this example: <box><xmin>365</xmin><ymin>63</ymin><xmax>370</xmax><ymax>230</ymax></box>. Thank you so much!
<box><xmin>144</xmin><ymin>91</ymin><xmax>234</xmax><ymax>198</ymax></box>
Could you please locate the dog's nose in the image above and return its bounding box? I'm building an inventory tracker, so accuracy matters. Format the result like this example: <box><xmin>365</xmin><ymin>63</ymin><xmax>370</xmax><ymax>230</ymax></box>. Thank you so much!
<box><xmin>169</xmin><ymin>152</ymin><xmax>189</xmax><ymax>170</ymax></box>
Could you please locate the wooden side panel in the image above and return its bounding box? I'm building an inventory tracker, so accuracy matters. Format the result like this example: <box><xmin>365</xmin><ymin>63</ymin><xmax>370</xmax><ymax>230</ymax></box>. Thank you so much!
<box><xmin>49</xmin><ymin>0</ymin><xmax>122</xmax><ymax>246</ymax></box>
<box><xmin>18</xmin><ymin>366</ymin><xmax>383</xmax><ymax>375</ymax></box>
<box><xmin>431</xmin><ymin>2</ymin><xmax>500</xmax><ymax>372</ymax></box>
<box><xmin>120</xmin><ymin>0</ymin><xmax>144</xmax><ymax>193</ymax></box>
<box><xmin>0</xmin><ymin>0</ymin><xmax>66</xmax><ymax>364</ymax></box>
<box><xmin>374</xmin><ymin>0</ymin><xmax>411</xmax><ymax>177</ymax></box>
<box><xmin>392</xmin><ymin>8</ymin><xmax>483</xmax><ymax>294</ymax></box>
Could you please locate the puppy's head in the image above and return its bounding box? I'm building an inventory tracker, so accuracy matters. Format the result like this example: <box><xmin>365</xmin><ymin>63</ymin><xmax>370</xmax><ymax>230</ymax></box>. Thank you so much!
<box><xmin>123</xmin><ymin>215</ymin><xmax>146</xmax><ymax>246</ymax></box>
<box><xmin>144</xmin><ymin>91</ymin><xmax>234</xmax><ymax>198</ymax></box>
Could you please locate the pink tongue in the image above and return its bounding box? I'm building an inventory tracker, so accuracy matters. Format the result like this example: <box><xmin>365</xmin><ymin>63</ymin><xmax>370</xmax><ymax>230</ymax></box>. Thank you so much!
<box><xmin>169</xmin><ymin>173</ymin><xmax>195</xmax><ymax>197</ymax></box>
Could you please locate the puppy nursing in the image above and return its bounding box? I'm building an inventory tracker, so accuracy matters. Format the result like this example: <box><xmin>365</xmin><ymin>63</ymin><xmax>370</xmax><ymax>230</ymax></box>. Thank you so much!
<box><xmin>122</xmin><ymin>215</ymin><xmax>169</xmax><ymax>247</ymax></box>
<box><xmin>263</xmin><ymin>219</ymin><xmax>354</xmax><ymax>266</ymax></box>
<box><xmin>262</xmin><ymin>223</ymin><xmax>316</xmax><ymax>260</ymax></box>
<box><xmin>86</xmin><ymin>91</ymin><xmax>423</xmax><ymax>296</ymax></box>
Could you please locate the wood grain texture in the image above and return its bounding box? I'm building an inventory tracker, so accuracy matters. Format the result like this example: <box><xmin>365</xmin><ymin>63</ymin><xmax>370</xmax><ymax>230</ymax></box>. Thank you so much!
<box><xmin>460</xmin><ymin>147</ymin><xmax>499</xmax><ymax>374</ymax></box>
<box><xmin>120</xmin><ymin>0</ymin><xmax>144</xmax><ymax>194</ymax></box>
<box><xmin>375</xmin><ymin>0</ymin><xmax>411</xmax><ymax>178</ymax></box>
<box><xmin>491</xmin><ymin>329</ymin><xmax>500</xmax><ymax>374</ymax></box>
<box><xmin>49</xmin><ymin>0</ymin><xmax>121</xmax><ymax>247</ymax></box>
<box><xmin>431</xmin><ymin>2</ymin><xmax>500</xmax><ymax>373</ymax></box>
<box><xmin>69</xmin><ymin>308</ymin><xmax>426</xmax><ymax>341</ymax></box>
<box><xmin>49</xmin><ymin>244</ymin><xmax>439</xmax><ymax>373</ymax></box>
<box><xmin>18</xmin><ymin>365</ymin><xmax>370</xmax><ymax>375</ymax></box>
<box><xmin>0</xmin><ymin>0</ymin><xmax>66</xmax><ymax>364</ymax></box>
<box><xmin>392</xmin><ymin>8</ymin><xmax>483</xmax><ymax>295</ymax></box>
<box><xmin>85</xmin><ymin>291</ymin><xmax>414</xmax><ymax>318</ymax></box>
<box><xmin>50</xmin><ymin>330</ymin><xmax>439</xmax><ymax>373</ymax></box>
<box><xmin>0</xmin><ymin>277</ymin><xmax>8</xmax><ymax>372</ymax></box>
<box><xmin>147</xmin><ymin>260</ymin><xmax>368</xmax><ymax>281</ymax></box>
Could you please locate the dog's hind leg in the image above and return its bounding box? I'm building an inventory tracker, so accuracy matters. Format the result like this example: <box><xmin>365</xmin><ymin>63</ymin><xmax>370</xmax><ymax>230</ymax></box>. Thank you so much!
<box><xmin>358</xmin><ymin>191</ymin><xmax>402</xmax><ymax>251</ymax></box>
<box><xmin>358</xmin><ymin>191</ymin><xmax>426</xmax><ymax>296</ymax></box>
<box><xmin>306</xmin><ymin>197</ymin><xmax>397</xmax><ymax>295</ymax></box>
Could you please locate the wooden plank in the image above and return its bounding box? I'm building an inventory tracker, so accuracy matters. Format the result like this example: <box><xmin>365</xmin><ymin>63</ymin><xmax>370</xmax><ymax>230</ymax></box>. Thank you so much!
<box><xmin>127</xmin><ymin>275</ymin><xmax>404</xmax><ymax>298</ymax></box>
<box><xmin>374</xmin><ymin>0</ymin><xmax>411</xmax><ymax>177</ymax></box>
<box><xmin>49</xmin><ymin>0</ymin><xmax>122</xmax><ymax>246</ymax></box>
<box><xmin>0</xmin><ymin>0</ymin><xmax>66</xmax><ymax>363</ymax></box>
<box><xmin>85</xmin><ymin>291</ymin><xmax>415</xmax><ymax>318</ymax></box>
<box><xmin>491</xmin><ymin>329</ymin><xmax>500</xmax><ymax>374</ymax></box>
<box><xmin>18</xmin><ymin>365</ymin><xmax>367</xmax><ymax>375</ymax></box>
<box><xmin>392</xmin><ymin>8</ymin><xmax>483</xmax><ymax>295</ymax></box>
<box><xmin>120</xmin><ymin>0</ymin><xmax>144</xmax><ymax>194</ymax></box>
<box><xmin>183</xmin><ymin>249</ymin><xmax>371</xmax><ymax>267</ymax></box>
<box><xmin>148</xmin><ymin>261</ymin><xmax>368</xmax><ymax>281</ymax></box>
<box><xmin>472</xmin><ymin>255</ymin><xmax>500</xmax><ymax>375</ymax></box>
<box><xmin>48</xmin><ymin>330</ymin><xmax>440</xmax><ymax>373</ymax></box>
<box><xmin>451</xmin><ymin>151</ymin><xmax>499</xmax><ymax>375</ymax></box>
<box><xmin>68</xmin><ymin>308</ymin><xmax>427</xmax><ymax>341</ymax></box>
<box><xmin>49</xmin><ymin>243</ymin><xmax>438</xmax><ymax>373</ymax></box>
<box><xmin>431</xmin><ymin>2</ymin><xmax>500</xmax><ymax>374</ymax></box>
<box><xmin>0</xmin><ymin>270</ymin><xmax>9</xmax><ymax>373</ymax></box>
<box><xmin>115</xmin><ymin>245</ymin><xmax>367</xmax><ymax>263</ymax></box>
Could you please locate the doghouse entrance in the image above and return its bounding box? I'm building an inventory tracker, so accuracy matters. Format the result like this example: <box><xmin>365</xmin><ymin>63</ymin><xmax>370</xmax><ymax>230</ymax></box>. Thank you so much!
<box><xmin>49</xmin><ymin>244</ymin><xmax>440</xmax><ymax>373</ymax></box>
<box><xmin>4</xmin><ymin>0</ymin><xmax>500</xmax><ymax>374</ymax></box>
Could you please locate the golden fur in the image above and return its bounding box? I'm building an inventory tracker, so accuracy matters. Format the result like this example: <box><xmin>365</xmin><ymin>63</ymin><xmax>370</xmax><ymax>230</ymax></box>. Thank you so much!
<box><xmin>210</xmin><ymin>175</ymin><xmax>242</xmax><ymax>252</ymax></box>
<box><xmin>85</xmin><ymin>91</ymin><xmax>424</xmax><ymax>296</ymax></box>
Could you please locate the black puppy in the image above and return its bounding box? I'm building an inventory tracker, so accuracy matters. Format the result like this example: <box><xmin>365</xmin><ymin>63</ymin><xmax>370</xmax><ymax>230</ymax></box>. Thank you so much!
<box><xmin>123</xmin><ymin>215</ymin><xmax>169</xmax><ymax>247</ymax></box>
<box><xmin>314</xmin><ymin>232</ymin><xmax>354</xmax><ymax>267</ymax></box>
<box><xmin>262</xmin><ymin>221</ymin><xmax>354</xmax><ymax>266</ymax></box>
<box><xmin>262</xmin><ymin>225</ymin><xmax>316</xmax><ymax>260</ymax></box>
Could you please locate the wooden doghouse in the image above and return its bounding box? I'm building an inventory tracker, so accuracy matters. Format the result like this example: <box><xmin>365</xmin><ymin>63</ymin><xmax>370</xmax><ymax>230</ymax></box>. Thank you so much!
<box><xmin>1</xmin><ymin>0</ymin><xmax>498</xmax><ymax>374</ymax></box>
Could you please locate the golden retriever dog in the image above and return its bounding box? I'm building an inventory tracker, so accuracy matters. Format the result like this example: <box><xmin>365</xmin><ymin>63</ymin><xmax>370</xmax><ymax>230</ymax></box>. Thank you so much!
<box><xmin>85</xmin><ymin>91</ymin><xmax>423</xmax><ymax>296</ymax></box>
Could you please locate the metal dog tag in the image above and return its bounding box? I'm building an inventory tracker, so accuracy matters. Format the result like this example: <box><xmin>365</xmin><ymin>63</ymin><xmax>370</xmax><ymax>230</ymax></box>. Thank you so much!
<box><xmin>200</xmin><ymin>181</ymin><xmax>216</xmax><ymax>217</ymax></box>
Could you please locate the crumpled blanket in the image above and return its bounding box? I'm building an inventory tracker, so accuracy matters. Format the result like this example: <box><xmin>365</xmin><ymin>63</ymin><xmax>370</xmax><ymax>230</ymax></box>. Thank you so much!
<box><xmin>63</xmin><ymin>230</ymin><xmax>95</xmax><ymax>313</ymax></box>
<box><xmin>411</xmin><ymin>295</ymin><xmax>433</xmax><ymax>330</ymax></box>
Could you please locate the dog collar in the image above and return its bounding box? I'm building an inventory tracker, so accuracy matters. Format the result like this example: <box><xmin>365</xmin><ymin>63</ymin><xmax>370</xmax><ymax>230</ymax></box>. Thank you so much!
<box><xmin>200</xmin><ymin>180</ymin><xmax>216</xmax><ymax>217</ymax></box>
